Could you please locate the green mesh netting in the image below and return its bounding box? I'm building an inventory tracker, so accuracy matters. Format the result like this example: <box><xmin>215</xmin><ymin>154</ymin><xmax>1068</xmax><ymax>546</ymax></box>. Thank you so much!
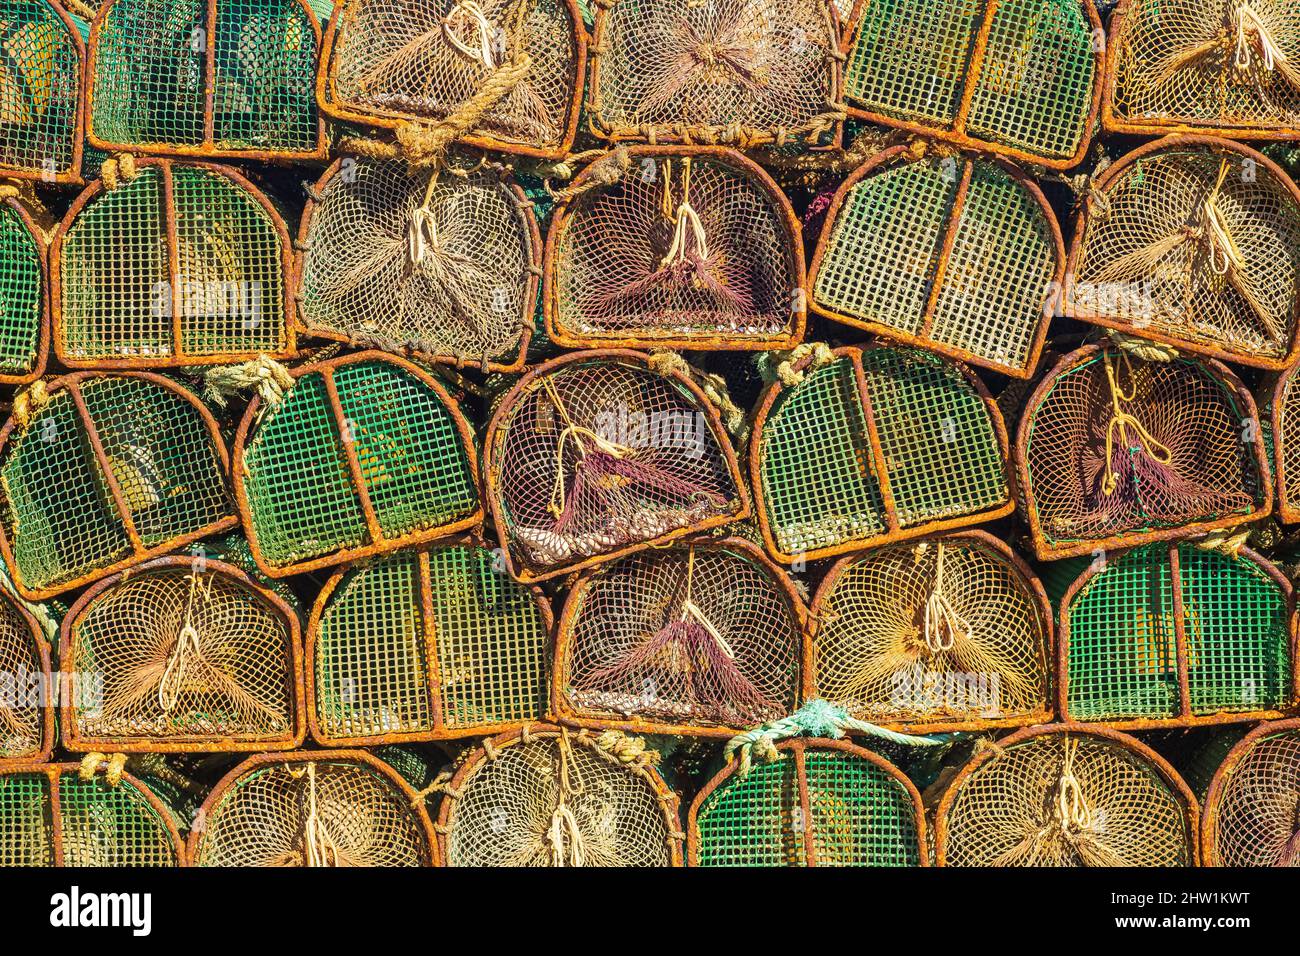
<box><xmin>0</xmin><ymin>0</ymin><xmax>82</xmax><ymax>180</ymax></box>
<box><xmin>0</xmin><ymin>202</ymin><xmax>43</xmax><ymax>381</ymax></box>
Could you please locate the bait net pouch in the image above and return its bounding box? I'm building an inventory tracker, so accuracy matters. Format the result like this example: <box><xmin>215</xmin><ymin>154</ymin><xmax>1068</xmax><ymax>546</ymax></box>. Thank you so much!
<box><xmin>0</xmin><ymin>0</ymin><xmax>84</xmax><ymax>183</ymax></box>
<box><xmin>1017</xmin><ymin>344</ymin><xmax>1270</xmax><ymax>560</ymax></box>
<box><xmin>86</xmin><ymin>0</ymin><xmax>325</xmax><ymax>159</ymax></box>
<box><xmin>0</xmin><ymin>372</ymin><xmax>237</xmax><ymax>601</ymax></box>
<box><xmin>0</xmin><ymin>587</ymin><xmax>53</xmax><ymax>765</ymax></box>
<box><xmin>1067</xmin><ymin>138</ymin><xmax>1300</xmax><ymax>369</ymax></box>
<box><xmin>60</xmin><ymin>556</ymin><xmax>304</xmax><ymax>752</ymax></box>
<box><xmin>545</xmin><ymin>146</ymin><xmax>805</xmax><ymax>351</ymax></box>
<box><xmin>586</xmin><ymin>0</ymin><xmax>841</xmax><ymax>148</ymax></box>
<box><xmin>553</xmin><ymin>537</ymin><xmax>805</xmax><ymax>735</ymax></box>
<box><xmin>841</xmin><ymin>0</ymin><xmax>1102</xmax><ymax>169</ymax></box>
<box><xmin>297</xmin><ymin>157</ymin><xmax>539</xmax><ymax>372</ymax></box>
<box><xmin>321</xmin><ymin>0</ymin><xmax>584</xmax><ymax>159</ymax></box>
<box><xmin>935</xmin><ymin>724</ymin><xmax>1198</xmax><ymax>866</ymax></box>
<box><xmin>437</xmin><ymin>725</ymin><xmax>684</xmax><ymax>866</ymax></box>
<box><xmin>189</xmin><ymin>751</ymin><xmax>437</xmax><ymax>865</ymax></box>
<box><xmin>688</xmin><ymin>738</ymin><xmax>926</xmax><ymax>867</ymax></box>
<box><xmin>1204</xmin><ymin>718</ymin><xmax>1300</xmax><ymax>865</ymax></box>
<box><xmin>235</xmin><ymin>351</ymin><xmax>482</xmax><ymax>578</ymax></box>
<box><xmin>810</xmin><ymin>146</ymin><xmax>1063</xmax><ymax>379</ymax></box>
<box><xmin>307</xmin><ymin>539</ymin><xmax>551</xmax><ymax>745</ymax></box>
<box><xmin>808</xmin><ymin>531</ymin><xmax>1052</xmax><ymax>733</ymax></box>
<box><xmin>752</xmin><ymin>344</ymin><xmax>1013</xmax><ymax>565</ymax></box>
<box><xmin>484</xmin><ymin>349</ymin><xmax>748</xmax><ymax>583</ymax></box>
<box><xmin>0</xmin><ymin>196</ymin><xmax>48</xmax><ymax>386</ymax></box>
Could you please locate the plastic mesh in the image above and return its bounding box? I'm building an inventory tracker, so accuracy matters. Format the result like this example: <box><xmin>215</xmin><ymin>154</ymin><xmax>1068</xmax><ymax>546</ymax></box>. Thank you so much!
<box><xmin>0</xmin><ymin>593</ymin><xmax>44</xmax><ymax>761</ymax></box>
<box><xmin>0</xmin><ymin>201</ymin><xmax>44</xmax><ymax>383</ymax></box>
<box><xmin>1209</xmin><ymin>726</ymin><xmax>1300</xmax><ymax>866</ymax></box>
<box><xmin>0</xmin><ymin>1</ymin><xmax>81</xmax><ymax>180</ymax></box>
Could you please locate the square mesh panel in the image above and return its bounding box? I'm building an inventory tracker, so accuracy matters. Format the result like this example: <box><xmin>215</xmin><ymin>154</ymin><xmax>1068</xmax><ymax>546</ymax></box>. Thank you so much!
<box><xmin>0</xmin><ymin>0</ymin><xmax>83</xmax><ymax>181</ymax></box>
<box><xmin>0</xmin><ymin>202</ymin><xmax>45</xmax><ymax>382</ymax></box>
<box><xmin>803</xmin><ymin>750</ymin><xmax>920</xmax><ymax>867</ymax></box>
<box><xmin>58</xmin><ymin>772</ymin><xmax>179</xmax><ymax>866</ymax></box>
<box><xmin>694</xmin><ymin>755</ymin><xmax>802</xmax><ymax>866</ymax></box>
<box><xmin>0</xmin><ymin>772</ymin><xmax>51</xmax><ymax>866</ymax></box>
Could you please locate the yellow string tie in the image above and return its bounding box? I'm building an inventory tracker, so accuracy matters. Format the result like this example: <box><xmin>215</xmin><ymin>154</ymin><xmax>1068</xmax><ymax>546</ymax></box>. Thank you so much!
<box><xmin>1200</xmin><ymin>160</ymin><xmax>1246</xmax><ymax>277</ymax></box>
<box><xmin>1056</xmin><ymin>738</ymin><xmax>1092</xmax><ymax>832</ymax></box>
<box><xmin>678</xmin><ymin>547</ymin><xmax>736</xmax><ymax>659</ymax></box>
<box><xmin>303</xmin><ymin>763</ymin><xmax>342</xmax><ymax>867</ymax></box>
<box><xmin>548</xmin><ymin>728</ymin><xmax>587</xmax><ymax>867</ymax></box>
<box><xmin>542</xmin><ymin>376</ymin><xmax>635</xmax><ymax>521</ymax></box>
<box><xmin>1101</xmin><ymin>351</ymin><xmax>1174</xmax><ymax>497</ymax></box>
<box><xmin>922</xmin><ymin>542</ymin><xmax>971</xmax><ymax>654</ymax></box>
<box><xmin>442</xmin><ymin>1</ymin><xmax>500</xmax><ymax>68</ymax></box>
<box><xmin>157</xmin><ymin>570</ymin><xmax>211</xmax><ymax>713</ymax></box>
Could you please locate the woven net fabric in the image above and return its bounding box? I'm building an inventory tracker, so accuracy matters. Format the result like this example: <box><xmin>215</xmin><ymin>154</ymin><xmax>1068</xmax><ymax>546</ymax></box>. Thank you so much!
<box><xmin>1279</xmin><ymin>368</ymin><xmax>1300</xmax><ymax>517</ymax></box>
<box><xmin>299</xmin><ymin>160</ymin><xmax>535</xmax><ymax>367</ymax></box>
<box><xmin>0</xmin><ymin>593</ymin><xmax>43</xmax><ymax>761</ymax></box>
<box><xmin>1072</xmin><ymin>145</ymin><xmax>1300</xmax><ymax>365</ymax></box>
<box><xmin>0</xmin><ymin>202</ymin><xmax>44</xmax><ymax>383</ymax></box>
<box><xmin>312</xmin><ymin>543</ymin><xmax>549</xmax><ymax>741</ymax></box>
<box><xmin>1210</xmin><ymin>727</ymin><xmax>1300</xmax><ymax>866</ymax></box>
<box><xmin>941</xmin><ymin>731</ymin><xmax>1193</xmax><ymax>866</ymax></box>
<box><xmin>0</xmin><ymin>1</ymin><xmax>81</xmax><ymax>180</ymax></box>
<box><xmin>89</xmin><ymin>0</ymin><xmax>321</xmax><ymax>156</ymax></box>
<box><xmin>845</xmin><ymin>0</ymin><xmax>1097</xmax><ymax>164</ymax></box>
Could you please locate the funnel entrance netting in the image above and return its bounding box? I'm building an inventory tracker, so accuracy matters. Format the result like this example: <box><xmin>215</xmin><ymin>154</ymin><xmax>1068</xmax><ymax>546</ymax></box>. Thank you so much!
<box><xmin>0</xmin><ymin>200</ymin><xmax>44</xmax><ymax>384</ymax></box>
<box><xmin>1208</xmin><ymin>724</ymin><xmax>1300</xmax><ymax>866</ymax></box>
<box><xmin>0</xmin><ymin>1</ymin><xmax>82</xmax><ymax>181</ymax></box>
<box><xmin>0</xmin><ymin>592</ymin><xmax>47</xmax><ymax>762</ymax></box>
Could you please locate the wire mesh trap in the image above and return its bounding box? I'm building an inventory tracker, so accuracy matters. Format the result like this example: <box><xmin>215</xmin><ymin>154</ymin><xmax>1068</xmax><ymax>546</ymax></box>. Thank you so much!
<box><xmin>808</xmin><ymin>531</ymin><xmax>1053</xmax><ymax>734</ymax></box>
<box><xmin>553</xmin><ymin>537</ymin><xmax>805</xmax><ymax>736</ymax></box>
<box><xmin>841</xmin><ymin>0</ymin><xmax>1103</xmax><ymax>169</ymax></box>
<box><xmin>234</xmin><ymin>351</ymin><xmax>482</xmax><ymax>578</ymax></box>
<box><xmin>1271</xmin><ymin>359</ymin><xmax>1300</xmax><ymax>524</ymax></box>
<box><xmin>810</xmin><ymin>146</ymin><xmax>1063</xmax><ymax>379</ymax></box>
<box><xmin>0</xmin><ymin>586</ymin><xmax>53</xmax><ymax>766</ymax></box>
<box><xmin>688</xmin><ymin>738</ymin><xmax>926</xmax><ymax>866</ymax></box>
<box><xmin>586</xmin><ymin>0</ymin><xmax>841</xmax><ymax>148</ymax></box>
<box><xmin>307</xmin><ymin>538</ymin><xmax>552</xmax><ymax>746</ymax></box>
<box><xmin>1203</xmin><ymin>718</ymin><xmax>1300</xmax><ymax>866</ymax></box>
<box><xmin>320</xmin><ymin>0</ymin><xmax>585</xmax><ymax>159</ymax></box>
<box><xmin>751</xmin><ymin>344</ymin><xmax>1013</xmax><ymax>565</ymax></box>
<box><xmin>437</xmin><ymin>725</ymin><xmax>684</xmax><ymax>866</ymax></box>
<box><xmin>1066</xmin><ymin>137</ymin><xmax>1300</xmax><ymax>370</ymax></box>
<box><xmin>483</xmin><ymin>349</ymin><xmax>748</xmax><ymax>583</ymax></box>
<box><xmin>0</xmin><ymin>1</ymin><xmax>85</xmax><ymax>184</ymax></box>
<box><xmin>1104</xmin><ymin>0</ymin><xmax>1300</xmax><ymax>139</ymax></box>
<box><xmin>545</xmin><ymin>147</ymin><xmax>805</xmax><ymax>351</ymax></box>
<box><xmin>189</xmin><ymin>750</ymin><xmax>438</xmax><ymax>866</ymax></box>
<box><xmin>0</xmin><ymin>372</ymin><xmax>237</xmax><ymax>601</ymax></box>
<box><xmin>935</xmin><ymin>724</ymin><xmax>1199</xmax><ymax>866</ymax></box>
<box><xmin>0</xmin><ymin>195</ymin><xmax>49</xmax><ymax>386</ymax></box>
<box><xmin>52</xmin><ymin>158</ymin><xmax>296</xmax><ymax>368</ymax></box>
<box><xmin>296</xmin><ymin>157</ymin><xmax>540</xmax><ymax>373</ymax></box>
<box><xmin>86</xmin><ymin>0</ymin><xmax>326</xmax><ymax>159</ymax></box>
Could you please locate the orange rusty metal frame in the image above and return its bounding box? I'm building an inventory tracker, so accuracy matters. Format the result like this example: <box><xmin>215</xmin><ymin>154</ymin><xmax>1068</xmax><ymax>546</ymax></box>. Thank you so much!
<box><xmin>840</xmin><ymin>0</ymin><xmax>1104</xmax><ymax>171</ymax></box>
<box><xmin>0</xmin><ymin>196</ymin><xmax>52</xmax><ymax>387</ymax></box>
<box><xmin>0</xmin><ymin>589</ymin><xmax>55</xmax><ymax>768</ymax></box>
<box><xmin>686</xmin><ymin>736</ymin><xmax>929</xmax><ymax>867</ymax></box>
<box><xmin>317</xmin><ymin>0</ymin><xmax>587</xmax><ymax>161</ymax></box>
<box><xmin>544</xmin><ymin>145</ymin><xmax>807</xmax><ymax>352</ymax></box>
<box><xmin>1064</xmin><ymin>135</ymin><xmax>1300</xmax><ymax>371</ymax></box>
<box><xmin>750</xmin><ymin>343</ymin><xmax>1017</xmax><ymax>567</ymax></box>
<box><xmin>232</xmin><ymin>349</ymin><xmax>484</xmax><ymax>580</ymax></box>
<box><xmin>1201</xmin><ymin>716</ymin><xmax>1300</xmax><ymax>867</ymax></box>
<box><xmin>805</xmin><ymin>528</ymin><xmax>1055</xmax><ymax>734</ymax></box>
<box><xmin>482</xmin><ymin>347</ymin><xmax>752</xmax><ymax>584</ymax></box>
<box><xmin>58</xmin><ymin>555</ymin><xmax>308</xmax><ymax>754</ymax></box>
<box><xmin>1015</xmin><ymin>342</ymin><xmax>1273</xmax><ymax>560</ymax></box>
<box><xmin>933</xmin><ymin>721</ymin><xmax>1202</xmax><ymax>866</ymax></box>
<box><xmin>0</xmin><ymin>370</ymin><xmax>240</xmax><ymax>603</ymax></box>
<box><xmin>1271</xmin><ymin>364</ymin><xmax>1300</xmax><ymax>525</ymax></box>
<box><xmin>549</xmin><ymin>535</ymin><xmax>811</xmax><ymax>738</ymax></box>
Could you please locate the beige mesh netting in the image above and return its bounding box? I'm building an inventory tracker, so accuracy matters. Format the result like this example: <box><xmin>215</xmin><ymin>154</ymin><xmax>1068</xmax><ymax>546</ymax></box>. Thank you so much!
<box><xmin>0</xmin><ymin>589</ymin><xmax>49</xmax><ymax>763</ymax></box>
<box><xmin>1205</xmin><ymin>720</ymin><xmax>1300</xmax><ymax>866</ymax></box>
<box><xmin>1273</xmin><ymin>362</ymin><xmax>1300</xmax><ymax>522</ymax></box>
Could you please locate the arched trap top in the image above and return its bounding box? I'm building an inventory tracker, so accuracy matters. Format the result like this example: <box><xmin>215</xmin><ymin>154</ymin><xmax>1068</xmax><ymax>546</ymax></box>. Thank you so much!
<box><xmin>1203</xmin><ymin>718</ymin><xmax>1300</xmax><ymax>866</ymax></box>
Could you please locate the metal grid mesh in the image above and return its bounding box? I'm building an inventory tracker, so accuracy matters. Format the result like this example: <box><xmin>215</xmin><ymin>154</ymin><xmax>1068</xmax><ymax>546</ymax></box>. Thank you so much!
<box><xmin>0</xmin><ymin>202</ymin><xmax>43</xmax><ymax>381</ymax></box>
<box><xmin>0</xmin><ymin>1</ymin><xmax>81</xmax><ymax>180</ymax></box>
<box><xmin>0</xmin><ymin>594</ymin><xmax>43</xmax><ymax>760</ymax></box>
<box><xmin>1210</xmin><ymin>727</ymin><xmax>1300</xmax><ymax>866</ymax></box>
<box><xmin>802</xmin><ymin>749</ymin><xmax>920</xmax><ymax>866</ymax></box>
<box><xmin>0</xmin><ymin>771</ymin><xmax>50</xmax><ymax>865</ymax></box>
<box><xmin>1280</xmin><ymin>368</ymin><xmax>1300</xmax><ymax>517</ymax></box>
<box><xmin>695</xmin><ymin>751</ymin><xmax>802</xmax><ymax>866</ymax></box>
<box><xmin>58</xmin><ymin>772</ymin><xmax>180</xmax><ymax>865</ymax></box>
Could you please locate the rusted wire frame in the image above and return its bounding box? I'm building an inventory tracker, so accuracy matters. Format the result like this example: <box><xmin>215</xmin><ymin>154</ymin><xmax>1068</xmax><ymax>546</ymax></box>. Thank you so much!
<box><xmin>809</xmin><ymin>146</ymin><xmax>1064</xmax><ymax>379</ymax></box>
<box><xmin>805</xmin><ymin>528</ymin><xmax>1055</xmax><ymax>734</ymax></box>
<box><xmin>543</xmin><ymin>145</ymin><xmax>807</xmax><ymax>352</ymax></box>
<box><xmin>1015</xmin><ymin>342</ymin><xmax>1273</xmax><ymax>560</ymax></box>
<box><xmin>0</xmin><ymin>371</ymin><xmax>240</xmax><ymax>602</ymax></box>
<box><xmin>1201</xmin><ymin>716</ymin><xmax>1300</xmax><ymax>866</ymax></box>
<box><xmin>932</xmin><ymin>722</ymin><xmax>1201</xmax><ymax>866</ymax></box>
<box><xmin>686</xmin><ymin>736</ymin><xmax>928</xmax><ymax>867</ymax></box>
<box><xmin>0</xmin><ymin>590</ymin><xmax>55</xmax><ymax>767</ymax></box>
<box><xmin>1271</xmin><ymin>363</ymin><xmax>1300</xmax><ymax>524</ymax></box>
<box><xmin>51</xmin><ymin>157</ymin><xmax>299</xmax><ymax>369</ymax></box>
<box><xmin>840</xmin><ymin>0</ymin><xmax>1104</xmax><ymax>171</ymax></box>
<box><xmin>750</xmin><ymin>343</ymin><xmax>1017</xmax><ymax>566</ymax></box>
<box><xmin>1065</xmin><ymin>135</ymin><xmax>1300</xmax><ymax>370</ymax></box>
<box><xmin>57</xmin><ymin>555</ymin><xmax>308</xmax><ymax>754</ymax></box>
<box><xmin>549</xmin><ymin>535</ymin><xmax>810</xmax><ymax>738</ymax></box>
<box><xmin>482</xmin><ymin>347</ymin><xmax>752</xmax><ymax>584</ymax></box>
<box><xmin>0</xmin><ymin>197</ymin><xmax>51</xmax><ymax>387</ymax></box>
<box><xmin>317</xmin><ymin>0</ymin><xmax>587</xmax><ymax>160</ymax></box>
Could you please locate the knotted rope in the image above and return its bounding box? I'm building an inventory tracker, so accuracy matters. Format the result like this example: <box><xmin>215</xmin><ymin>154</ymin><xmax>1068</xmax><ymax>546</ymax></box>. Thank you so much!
<box><xmin>410</xmin><ymin>770</ymin><xmax>453</xmax><ymax>806</ymax></box>
<box><xmin>756</xmin><ymin>341</ymin><xmax>836</xmax><ymax>388</ymax></box>
<box><xmin>157</xmin><ymin>569</ymin><xmax>211</xmax><ymax>713</ymax></box>
<box><xmin>301</xmin><ymin>762</ymin><xmax>342</xmax><ymax>867</ymax></box>
<box><xmin>100</xmin><ymin>153</ymin><xmax>137</xmax><ymax>192</ymax></box>
<box><xmin>916</xmin><ymin>542</ymin><xmax>970</xmax><ymax>654</ymax></box>
<box><xmin>79</xmin><ymin>752</ymin><xmax>128</xmax><ymax>787</ymax></box>
<box><xmin>11</xmin><ymin>378</ymin><xmax>50</xmax><ymax>431</ymax></box>
<box><xmin>587</xmin><ymin>729</ymin><xmax>660</xmax><ymax>770</ymax></box>
<box><xmin>1196</xmin><ymin>527</ymin><xmax>1251</xmax><ymax>557</ymax></box>
<box><xmin>1108</xmin><ymin>330</ymin><xmax>1180</xmax><ymax>362</ymax></box>
<box><xmin>646</xmin><ymin>350</ymin><xmax>748</xmax><ymax>442</ymax></box>
<box><xmin>203</xmin><ymin>355</ymin><xmax>295</xmax><ymax>408</ymax></box>
<box><xmin>544</xmin><ymin>146</ymin><xmax>632</xmax><ymax>203</ymax></box>
<box><xmin>547</xmin><ymin>727</ymin><xmax>587</xmax><ymax>867</ymax></box>
<box><xmin>1100</xmin><ymin>350</ymin><xmax>1173</xmax><ymax>497</ymax></box>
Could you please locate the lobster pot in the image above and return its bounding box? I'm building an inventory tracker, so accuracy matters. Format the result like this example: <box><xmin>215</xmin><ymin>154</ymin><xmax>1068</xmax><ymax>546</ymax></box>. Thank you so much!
<box><xmin>1056</xmin><ymin>542</ymin><xmax>1295</xmax><ymax>727</ymax></box>
<box><xmin>554</xmin><ymin>538</ymin><xmax>804</xmax><ymax>735</ymax></box>
<box><xmin>810</xmin><ymin>148</ymin><xmax>1062</xmax><ymax>379</ymax></box>
<box><xmin>842</xmin><ymin>0</ymin><xmax>1102</xmax><ymax>168</ymax></box>
<box><xmin>87</xmin><ymin>0</ymin><xmax>324</xmax><ymax>159</ymax></box>
<box><xmin>1204</xmin><ymin>719</ymin><xmax>1300</xmax><ymax>866</ymax></box>
<box><xmin>587</xmin><ymin>0</ymin><xmax>840</xmax><ymax>148</ymax></box>
<box><xmin>0</xmin><ymin>197</ymin><xmax>48</xmax><ymax>386</ymax></box>
<box><xmin>753</xmin><ymin>345</ymin><xmax>1013</xmax><ymax>565</ymax></box>
<box><xmin>54</xmin><ymin>159</ymin><xmax>295</xmax><ymax>367</ymax></box>
<box><xmin>1067</xmin><ymin>138</ymin><xmax>1300</xmax><ymax>369</ymax></box>
<box><xmin>60</xmin><ymin>557</ymin><xmax>304</xmax><ymax>752</ymax></box>
<box><xmin>321</xmin><ymin>0</ymin><xmax>584</xmax><ymax>159</ymax></box>
<box><xmin>0</xmin><ymin>588</ymin><xmax>53</xmax><ymax>765</ymax></box>
<box><xmin>546</xmin><ymin>147</ymin><xmax>804</xmax><ymax>351</ymax></box>
<box><xmin>484</xmin><ymin>350</ymin><xmax>748</xmax><ymax>582</ymax></box>
<box><xmin>438</xmin><ymin>726</ymin><xmax>683</xmax><ymax>866</ymax></box>
<box><xmin>1017</xmin><ymin>345</ymin><xmax>1269</xmax><ymax>560</ymax></box>
<box><xmin>308</xmin><ymin>541</ymin><xmax>551</xmax><ymax>745</ymax></box>
<box><xmin>190</xmin><ymin>752</ymin><xmax>437</xmax><ymax>866</ymax></box>
<box><xmin>0</xmin><ymin>1</ymin><xmax>84</xmax><ymax>183</ymax></box>
<box><xmin>809</xmin><ymin>532</ymin><xmax>1052</xmax><ymax>732</ymax></box>
<box><xmin>297</xmin><ymin>159</ymin><xmax>539</xmax><ymax>372</ymax></box>
<box><xmin>935</xmin><ymin>725</ymin><xmax>1198</xmax><ymax>866</ymax></box>
<box><xmin>0</xmin><ymin>764</ymin><xmax>183</xmax><ymax>866</ymax></box>
<box><xmin>1272</xmin><ymin>361</ymin><xmax>1300</xmax><ymax>523</ymax></box>
<box><xmin>689</xmin><ymin>739</ymin><xmax>926</xmax><ymax>867</ymax></box>
<box><xmin>0</xmin><ymin>373</ymin><xmax>236</xmax><ymax>601</ymax></box>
